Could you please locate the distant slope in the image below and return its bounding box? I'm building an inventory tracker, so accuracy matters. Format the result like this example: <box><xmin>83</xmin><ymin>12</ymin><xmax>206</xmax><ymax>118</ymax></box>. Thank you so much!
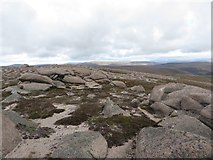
<box><xmin>98</xmin><ymin>62</ymin><xmax>212</xmax><ymax>76</ymax></box>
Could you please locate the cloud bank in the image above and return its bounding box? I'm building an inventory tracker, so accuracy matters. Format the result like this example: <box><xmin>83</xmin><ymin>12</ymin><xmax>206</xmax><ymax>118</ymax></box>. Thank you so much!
<box><xmin>0</xmin><ymin>0</ymin><xmax>211</xmax><ymax>65</ymax></box>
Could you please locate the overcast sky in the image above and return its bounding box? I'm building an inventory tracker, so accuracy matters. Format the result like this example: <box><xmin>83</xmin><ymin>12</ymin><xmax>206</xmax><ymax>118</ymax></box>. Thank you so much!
<box><xmin>0</xmin><ymin>0</ymin><xmax>211</xmax><ymax>65</ymax></box>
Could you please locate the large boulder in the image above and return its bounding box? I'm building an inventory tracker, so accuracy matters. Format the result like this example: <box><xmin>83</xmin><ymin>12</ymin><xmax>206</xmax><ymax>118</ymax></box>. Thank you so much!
<box><xmin>199</xmin><ymin>105</ymin><xmax>212</xmax><ymax>129</ymax></box>
<box><xmin>52</xmin><ymin>131</ymin><xmax>108</xmax><ymax>158</ymax></box>
<box><xmin>149</xmin><ymin>83</ymin><xmax>212</xmax><ymax>118</ymax></box>
<box><xmin>19</xmin><ymin>82</ymin><xmax>52</xmax><ymax>91</ymax></box>
<box><xmin>102</xmin><ymin>98</ymin><xmax>127</xmax><ymax>117</ymax></box>
<box><xmin>112</xmin><ymin>81</ymin><xmax>126</xmax><ymax>88</ymax></box>
<box><xmin>159</xmin><ymin>115</ymin><xmax>212</xmax><ymax>139</ymax></box>
<box><xmin>150</xmin><ymin>102</ymin><xmax>174</xmax><ymax>117</ymax></box>
<box><xmin>136</xmin><ymin>127</ymin><xmax>212</xmax><ymax>158</ymax></box>
<box><xmin>1</xmin><ymin>113</ymin><xmax>22</xmax><ymax>157</ymax></box>
<box><xmin>180</xmin><ymin>96</ymin><xmax>204</xmax><ymax>114</ymax></box>
<box><xmin>63</xmin><ymin>75</ymin><xmax>86</xmax><ymax>84</ymax></box>
<box><xmin>18</xmin><ymin>73</ymin><xmax>53</xmax><ymax>85</ymax></box>
<box><xmin>3</xmin><ymin>85</ymin><xmax>29</xmax><ymax>95</ymax></box>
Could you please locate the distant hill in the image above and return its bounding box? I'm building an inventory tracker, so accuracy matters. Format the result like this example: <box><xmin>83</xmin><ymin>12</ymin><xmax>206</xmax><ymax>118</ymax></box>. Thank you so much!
<box><xmin>98</xmin><ymin>62</ymin><xmax>212</xmax><ymax>76</ymax></box>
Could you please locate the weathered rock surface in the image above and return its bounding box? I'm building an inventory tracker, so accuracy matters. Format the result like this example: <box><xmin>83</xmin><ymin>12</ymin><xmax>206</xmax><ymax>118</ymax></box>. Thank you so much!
<box><xmin>130</xmin><ymin>85</ymin><xmax>145</xmax><ymax>93</ymax></box>
<box><xmin>149</xmin><ymin>83</ymin><xmax>212</xmax><ymax>118</ymax></box>
<box><xmin>199</xmin><ymin>104</ymin><xmax>212</xmax><ymax>129</ymax></box>
<box><xmin>159</xmin><ymin>115</ymin><xmax>212</xmax><ymax>139</ymax></box>
<box><xmin>19</xmin><ymin>73</ymin><xmax>53</xmax><ymax>84</ymax></box>
<box><xmin>52</xmin><ymin>131</ymin><xmax>108</xmax><ymax>159</ymax></box>
<box><xmin>136</xmin><ymin>127</ymin><xmax>212</xmax><ymax>158</ymax></box>
<box><xmin>1</xmin><ymin>113</ymin><xmax>22</xmax><ymax>157</ymax></box>
<box><xmin>3</xmin><ymin>85</ymin><xmax>29</xmax><ymax>95</ymax></box>
<box><xmin>85</xmin><ymin>81</ymin><xmax>102</xmax><ymax>89</ymax></box>
<box><xmin>150</xmin><ymin>102</ymin><xmax>174</xmax><ymax>117</ymax></box>
<box><xmin>102</xmin><ymin>98</ymin><xmax>127</xmax><ymax>117</ymax></box>
<box><xmin>62</xmin><ymin>75</ymin><xmax>86</xmax><ymax>84</ymax></box>
<box><xmin>2</xmin><ymin>93</ymin><xmax>22</xmax><ymax>104</ymax></box>
<box><xmin>181</xmin><ymin>96</ymin><xmax>204</xmax><ymax>114</ymax></box>
<box><xmin>112</xmin><ymin>80</ymin><xmax>126</xmax><ymax>88</ymax></box>
<box><xmin>19</xmin><ymin>82</ymin><xmax>52</xmax><ymax>91</ymax></box>
<box><xmin>37</xmin><ymin>67</ymin><xmax>73</xmax><ymax>76</ymax></box>
<box><xmin>88</xmin><ymin>71</ymin><xmax>108</xmax><ymax>80</ymax></box>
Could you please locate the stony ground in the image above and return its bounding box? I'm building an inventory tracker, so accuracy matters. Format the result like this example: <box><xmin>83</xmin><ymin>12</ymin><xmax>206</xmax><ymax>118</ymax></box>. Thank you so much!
<box><xmin>1</xmin><ymin>64</ymin><xmax>212</xmax><ymax>158</ymax></box>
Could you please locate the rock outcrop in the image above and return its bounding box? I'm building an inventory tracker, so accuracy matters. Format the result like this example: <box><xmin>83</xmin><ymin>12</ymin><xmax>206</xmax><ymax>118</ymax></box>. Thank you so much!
<box><xmin>52</xmin><ymin>131</ymin><xmax>108</xmax><ymax>159</ymax></box>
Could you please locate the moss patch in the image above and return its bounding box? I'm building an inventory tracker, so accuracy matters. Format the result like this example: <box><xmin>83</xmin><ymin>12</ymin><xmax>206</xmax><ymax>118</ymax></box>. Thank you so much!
<box><xmin>14</xmin><ymin>98</ymin><xmax>65</xmax><ymax>119</ymax></box>
<box><xmin>88</xmin><ymin>115</ymin><xmax>157</xmax><ymax>147</ymax></box>
<box><xmin>55</xmin><ymin>102</ymin><xmax>103</xmax><ymax>125</ymax></box>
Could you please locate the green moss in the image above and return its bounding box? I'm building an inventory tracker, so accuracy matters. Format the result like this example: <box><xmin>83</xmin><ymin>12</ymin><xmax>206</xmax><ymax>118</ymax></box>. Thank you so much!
<box><xmin>14</xmin><ymin>98</ymin><xmax>65</xmax><ymax>119</ymax></box>
<box><xmin>55</xmin><ymin>102</ymin><xmax>103</xmax><ymax>126</ymax></box>
<box><xmin>88</xmin><ymin>115</ymin><xmax>157</xmax><ymax>147</ymax></box>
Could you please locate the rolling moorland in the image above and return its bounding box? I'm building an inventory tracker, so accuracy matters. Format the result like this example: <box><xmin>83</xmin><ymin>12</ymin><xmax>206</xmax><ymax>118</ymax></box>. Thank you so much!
<box><xmin>1</xmin><ymin>62</ymin><xmax>212</xmax><ymax>158</ymax></box>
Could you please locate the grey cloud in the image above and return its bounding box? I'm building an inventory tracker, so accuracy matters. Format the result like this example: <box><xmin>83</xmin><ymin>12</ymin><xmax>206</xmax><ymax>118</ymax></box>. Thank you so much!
<box><xmin>0</xmin><ymin>0</ymin><xmax>211</xmax><ymax>64</ymax></box>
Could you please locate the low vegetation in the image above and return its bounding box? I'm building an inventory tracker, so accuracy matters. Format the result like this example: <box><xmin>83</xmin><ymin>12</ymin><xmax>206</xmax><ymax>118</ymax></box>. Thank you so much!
<box><xmin>14</xmin><ymin>98</ymin><xmax>65</xmax><ymax>119</ymax></box>
<box><xmin>88</xmin><ymin>115</ymin><xmax>157</xmax><ymax>147</ymax></box>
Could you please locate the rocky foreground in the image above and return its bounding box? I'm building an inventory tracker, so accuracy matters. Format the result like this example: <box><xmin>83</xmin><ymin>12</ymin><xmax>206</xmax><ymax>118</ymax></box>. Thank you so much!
<box><xmin>1</xmin><ymin>64</ymin><xmax>212</xmax><ymax>158</ymax></box>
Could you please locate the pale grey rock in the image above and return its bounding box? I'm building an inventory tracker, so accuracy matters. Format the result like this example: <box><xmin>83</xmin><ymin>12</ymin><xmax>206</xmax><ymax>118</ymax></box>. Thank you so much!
<box><xmin>2</xmin><ymin>93</ymin><xmax>22</xmax><ymax>104</ymax></box>
<box><xmin>19</xmin><ymin>82</ymin><xmax>52</xmax><ymax>91</ymax></box>
<box><xmin>102</xmin><ymin>97</ymin><xmax>127</xmax><ymax>117</ymax></box>
<box><xmin>52</xmin><ymin>131</ymin><xmax>108</xmax><ymax>159</ymax></box>
<box><xmin>181</xmin><ymin>96</ymin><xmax>204</xmax><ymax>114</ymax></box>
<box><xmin>53</xmin><ymin>80</ymin><xmax>66</xmax><ymax>89</ymax></box>
<box><xmin>150</xmin><ymin>102</ymin><xmax>174</xmax><ymax>117</ymax></box>
<box><xmin>199</xmin><ymin>105</ymin><xmax>212</xmax><ymax>129</ymax></box>
<box><xmin>73</xmin><ymin>67</ymin><xmax>92</xmax><ymax>76</ymax></box>
<box><xmin>63</xmin><ymin>75</ymin><xmax>86</xmax><ymax>84</ymax></box>
<box><xmin>88</xmin><ymin>71</ymin><xmax>108</xmax><ymax>80</ymax></box>
<box><xmin>136</xmin><ymin>127</ymin><xmax>212</xmax><ymax>158</ymax></box>
<box><xmin>1</xmin><ymin>113</ymin><xmax>22</xmax><ymax>157</ymax></box>
<box><xmin>159</xmin><ymin>115</ymin><xmax>211</xmax><ymax>139</ymax></box>
<box><xmin>19</xmin><ymin>73</ymin><xmax>53</xmax><ymax>84</ymax></box>
<box><xmin>189</xmin><ymin>93</ymin><xmax>211</xmax><ymax>105</ymax></box>
<box><xmin>37</xmin><ymin>68</ymin><xmax>73</xmax><ymax>76</ymax></box>
<box><xmin>130</xmin><ymin>85</ymin><xmax>145</xmax><ymax>92</ymax></box>
<box><xmin>3</xmin><ymin>85</ymin><xmax>29</xmax><ymax>95</ymax></box>
<box><xmin>112</xmin><ymin>81</ymin><xmax>127</xmax><ymax>88</ymax></box>
<box><xmin>85</xmin><ymin>81</ymin><xmax>102</xmax><ymax>89</ymax></box>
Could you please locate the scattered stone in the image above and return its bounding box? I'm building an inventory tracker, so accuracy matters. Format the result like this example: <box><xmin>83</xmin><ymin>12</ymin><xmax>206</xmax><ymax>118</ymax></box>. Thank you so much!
<box><xmin>112</xmin><ymin>81</ymin><xmax>127</xmax><ymax>88</ymax></box>
<box><xmin>102</xmin><ymin>97</ymin><xmax>128</xmax><ymax>117</ymax></box>
<box><xmin>52</xmin><ymin>131</ymin><xmax>108</xmax><ymax>159</ymax></box>
<box><xmin>130</xmin><ymin>99</ymin><xmax>140</xmax><ymax>108</ymax></box>
<box><xmin>19</xmin><ymin>83</ymin><xmax>52</xmax><ymax>91</ymax></box>
<box><xmin>2</xmin><ymin>93</ymin><xmax>22</xmax><ymax>104</ymax></box>
<box><xmin>87</xmin><ymin>94</ymin><xmax>96</xmax><ymax>99</ymax></box>
<box><xmin>88</xmin><ymin>71</ymin><xmax>108</xmax><ymax>80</ymax></box>
<box><xmin>63</xmin><ymin>75</ymin><xmax>86</xmax><ymax>84</ymax></box>
<box><xmin>3</xmin><ymin>85</ymin><xmax>30</xmax><ymax>95</ymax></box>
<box><xmin>85</xmin><ymin>81</ymin><xmax>102</xmax><ymax>89</ymax></box>
<box><xmin>53</xmin><ymin>80</ymin><xmax>66</xmax><ymax>89</ymax></box>
<box><xmin>130</xmin><ymin>85</ymin><xmax>145</xmax><ymax>92</ymax></box>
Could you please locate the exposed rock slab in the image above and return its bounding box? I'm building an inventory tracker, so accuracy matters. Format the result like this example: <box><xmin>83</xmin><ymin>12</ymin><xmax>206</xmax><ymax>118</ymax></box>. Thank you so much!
<box><xmin>63</xmin><ymin>75</ymin><xmax>86</xmax><ymax>84</ymax></box>
<box><xmin>52</xmin><ymin>131</ymin><xmax>108</xmax><ymax>158</ymax></box>
<box><xmin>1</xmin><ymin>113</ymin><xmax>22</xmax><ymax>157</ymax></box>
<box><xmin>150</xmin><ymin>102</ymin><xmax>174</xmax><ymax>117</ymax></box>
<box><xmin>19</xmin><ymin>73</ymin><xmax>53</xmax><ymax>84</ymax></box>
<box><xmin>112</xmin><ymin>81</ymin><xmax>127</xmax><ymax>88</ymax></box>
<box><xmin>130</xmin><ymin>85</ymin><xmax>145</xmax><ymax>92</ymax></box>
<box><xmin>19</xmin><ymin>83</ymin><xmax>52</xmax><ymax>91</ymax></box>
<box><xmin>136</xmin><ymin>127</ymin><xmax>212</xmax><ymax>158</ymax></box>
<box><xmin>159</xmin><ymin>115</ymin><xmax>212</xmax><ymax>139</ymax></box>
